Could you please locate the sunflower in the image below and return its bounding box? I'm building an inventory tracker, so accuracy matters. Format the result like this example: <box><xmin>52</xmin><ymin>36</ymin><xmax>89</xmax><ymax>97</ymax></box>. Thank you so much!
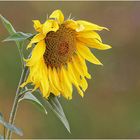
<box><xmin>21</xmin><ymin>10</ymin><xmax>111</xmax><ymax>100</ymax></box>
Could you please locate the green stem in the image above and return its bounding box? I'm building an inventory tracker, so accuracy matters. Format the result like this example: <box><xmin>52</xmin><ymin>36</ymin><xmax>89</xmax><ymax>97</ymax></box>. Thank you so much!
<box><xmin>17</xmin><ymin>42</ymin><xmax>24</xmax><ymax>70</ymax></box>
<box><xmin>6</xmin><ymin>67</ymin><xmax>28</xmax><ymax>139</ymax></box>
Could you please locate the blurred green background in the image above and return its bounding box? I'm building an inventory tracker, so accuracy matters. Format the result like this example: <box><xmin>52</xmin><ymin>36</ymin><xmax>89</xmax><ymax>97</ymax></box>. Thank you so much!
<box><xmin>0</xmin><ymin>1</ymin><xmax>140</xmax><ymax>139</ymax></box>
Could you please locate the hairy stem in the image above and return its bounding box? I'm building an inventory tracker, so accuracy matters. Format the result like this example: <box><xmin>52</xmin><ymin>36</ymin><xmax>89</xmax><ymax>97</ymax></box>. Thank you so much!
<box><xmin>6</xmin><ymin>67</ymin><xmax>28</xmax><ymax>139</ymax></box>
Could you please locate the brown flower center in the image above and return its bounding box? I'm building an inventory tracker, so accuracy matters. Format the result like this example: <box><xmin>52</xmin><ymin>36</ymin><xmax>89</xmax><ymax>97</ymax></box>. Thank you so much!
<box><xmin>43</xmin><ymin>24</ymin><xmax>76</xmax><ymax>68</ymax></box>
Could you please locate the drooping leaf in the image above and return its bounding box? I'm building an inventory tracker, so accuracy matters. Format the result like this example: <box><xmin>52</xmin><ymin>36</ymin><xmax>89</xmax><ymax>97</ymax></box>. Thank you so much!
<box><xmin>0</xmin><ymin>112</ymin><xmax>23</xmax><ymax>136</ymax></box>
<box><xmin>20</xmin><ymin>90</ymin><xmax>70</xmax><ymax>133</ymax></box>
<box><xmin>47</xmin><ymin>94</ymin><xmax>71</xmax><ymax>133</ymax></box>
<box><xmin>34</xmin><ymin>92</ymin><xmax>70</xmax><ymax>133</ymax></box>
<box><xmin>3</xmin><ymin>32</ymin><xmax>33</xmax><ymax>42</ymax></box>
<box><xmin>19</xmin><ymin>91</ymin><xmax>47</xmax><ymax>115</ymax></box>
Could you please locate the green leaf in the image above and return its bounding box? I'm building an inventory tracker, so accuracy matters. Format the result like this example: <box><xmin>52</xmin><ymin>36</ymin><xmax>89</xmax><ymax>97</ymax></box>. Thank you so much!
<box><xmin>0</xmin><ymin>112</ymin><xmax>23</xmax><ymax>136</ymax></box>
<box><xmin>34</xmin><ymin>92</ymin><xmax>70</xmax><ymax>133</ymax></box>
<box><xmin>20</xmin><ymin>91</ymin><xmax>70</xmax><ymax>133</ymax></box>
<box><xmin>19</xmin><ymin>91</ymin><xmax>47</xmax><ymax>115</ymax></box>
<box><xmin>0</xmin><ymin>15</ymin><xmax>28</xmax><ymax>69</ymax></box>
<box><xmin>47</xmin><ymin>94</ymin><xmax>71</xmax><ymax>133</ymax></box>
<box><xmin>0</xmin><ymin>15</ymin><xmax>25</xmax><ymax>49</ymax></box>
<box><xmin>3</xmin><ymin>32</ymin><xmax>33</xmax><ymax>42</ymax></box>
<box><xmin>0</xmin><ymin>14</ymin><xmax>16</xmax><ymax>35</ymax></box>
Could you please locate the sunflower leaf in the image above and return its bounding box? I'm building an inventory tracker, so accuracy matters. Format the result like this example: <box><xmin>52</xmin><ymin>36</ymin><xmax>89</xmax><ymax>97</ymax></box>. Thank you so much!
<box><xmin>19</xmin><ymin>91</ymin><xmax>48</xmax><ymax>115</ymax></box>
<box><xmin>21</xmin><ymin>91</ymin><xmax>70</xmax><ymax>133</ymax></box>
<box><xmin>0</xmin><ymin>15</ymin><xmax>25</xmax><ymax>49</ymax></box>
<box><xmin>0</xmin><ymin>15</ymin><xmax>28</xmax><ymax>69</ymax></box>
<box><xmin>0</xmin><ymin>112</ymin><xmax>23</xmax><ymax>136</ymax></box>
<box><xmin>47</xmin><ymin>94</ymin><xmax>71</xmax><ymax>133</ymax></box>
<box><xmin>0</xmin><ymin>14</ymin><xmax>16</xmax><ymax>35</ymax></box>
<box><xmin>33</xmin><ymin>92</ymin><xmax>71</xmax><ymax>133</ymax></box>
<box><xmin>3</xmin><ymin>32</ymin><xmax>33</xmax><ymax>42</ymax></box>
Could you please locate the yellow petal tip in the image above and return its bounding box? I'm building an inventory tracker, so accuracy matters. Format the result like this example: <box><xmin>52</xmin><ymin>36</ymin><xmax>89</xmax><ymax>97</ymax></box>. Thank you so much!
<box><xmin>20</xmin><ymin>82</ymin><xmax>26</xmax><ymax>88</ymax></box>
<box><xmin>81</xmin><ymin>94</ymin><xmax>84</xmax><ymax>98</ymax></box>
<box><xmin>68</xmin><ymin>96</ymin><xmax>72</xmax><ymax>100</ymax></box>
<box><xmin>108</xmin><ymin>45</ymin><xmax>112</xmax><ymax>49</ymax></box>
<box><xmin>27</xmin><ymin>44</ymin><xmax>31</xmax><ymax>49</ymax></box>
<box><xmin>104</xmin><ymin>27</ymin><xmax>109</xmax><ymax>31</ymax></box>
<box><xmin>49</xmin><ymin>9</ymin><xmax>64</xmax><ymax>24</ymax></box>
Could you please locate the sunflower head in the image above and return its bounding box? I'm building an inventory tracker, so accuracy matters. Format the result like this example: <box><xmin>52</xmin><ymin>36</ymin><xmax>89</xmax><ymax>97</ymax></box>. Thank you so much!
<box><xmin>22</xmin><ymin>9</ymin><xmax>111</xmax><ymax>100</ymax></box>
<box><xmin>43</xmin><ymin>24</ymin><xmax>76</xmax><ymax>68</ymax></box>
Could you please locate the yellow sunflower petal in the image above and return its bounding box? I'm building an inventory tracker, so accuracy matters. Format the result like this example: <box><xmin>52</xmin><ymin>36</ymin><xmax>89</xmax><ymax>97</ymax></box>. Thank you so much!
<box><xmin>64</xmin><ymin>19</ymin><xmax>84</xmax><ymax>32</ymax></box>
<box><xmin>81</xmin><ymin>77</ymin><xmax>88</xmax><ymax>91</ymax></box>
<box><xmin>76</xmin><ymin>20</ymin><xmax>108</xmax><ymax>31</ymax></box>
<box><xmin>43</xmin><ymin>19</ymin><xmax>59</xmax><ymax>35</ymax></box>
<box><xmin>20</xmin><ymin>77</ymin><xmax>31</xmax><ymax>88</ymax></box>
<box><xmin>52</xmin><ymin>68</ymin><xmax>61</xmax><ymax>91</ymax></box>
<box><xmin>32</xmin><ymin>82</ymin><xmax>40</xmax><ymax>92</ymax></box>
<box><xmin>77</xmin><ymin>54</ymin><xmax>91</xmax><ymax>79</ymax></box>
<box><xmin>33</xmin><ymin>20</ymin><xmax>42</xmax><ymax>32</ymax></box>
<box><xmin>68</xmin><ymin>62</ymin><xmax>80</xmax><ymax>83</ymax></box>
<box><xmin>77</xmin><ymin>37</ymin><xmax>111</xmax><ymax>50</ymax></box>
<box><xmin>64</xmin><ymin>20</ymin><xmax>77</xmax><ymax>29</ymax></box>
<box><xmin>40</xmin><ymin>63</ymin><xmax>49</xmax><ymax>97</ymax></box>
<box><xmin>68</xmin><ymin>62</ymin><xmax>84</xmax><ymax>97</ymax></box>
<box><xmin>49</xmin><ymin>9</ymin><xmax>64</xmax><ymax>24</ymax></box>
<box><xmin>76</xmin><ymin>42</ymin><xmax>103</xmax><ymax>65</ymax></box>
<box><xmin>26</xmin><ymin>40</ymin><xmax>46</xmax><ymax>66</ymax></box>
<box><xmin>76</xmin><ymin>31</ymin><xmax>102</xmax><ymax>42</ymax></box>
<box><xmin>27</xmin><ymin>33</ymin><xmax>45</xmax><ymax>49</ymax></box>
<box><xmin>60</xmin><ymin>67</ymin><xmax>72</xmax><ymax>100</ymax></box>
<box><xmin>48</xmin><ymin>66</ymin><xmax>60</xmax><ymax>96</ymax></box>
<box><xmin>44</xmin><ymin>89</ymin><xmax>51</xmax><ymax>99</ymax></box>
<box><xmin>72</xmin><ymin>57</ymin><xmax>88</xmax><ymax>91</ymax></box>
<box><xmin>90</xmin><ymin>39</ymin><xmax>112</xmax><ymax>50</ymax></box>
<box><xmin>72</xmin><ymin>56</ymin><xmax>84</xmax><ymax>77</ymax></box>
<box><xmin>29</xmin><ymin>63</ymin><xmax>40</xmax><ymax>80</ymax></box>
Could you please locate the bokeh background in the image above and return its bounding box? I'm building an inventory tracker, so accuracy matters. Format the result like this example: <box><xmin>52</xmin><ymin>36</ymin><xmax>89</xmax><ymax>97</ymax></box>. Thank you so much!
<box><xmin>0</xmin><ymin>1</ymin><xmax>140</xmax><ymax>139</ymax></box>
